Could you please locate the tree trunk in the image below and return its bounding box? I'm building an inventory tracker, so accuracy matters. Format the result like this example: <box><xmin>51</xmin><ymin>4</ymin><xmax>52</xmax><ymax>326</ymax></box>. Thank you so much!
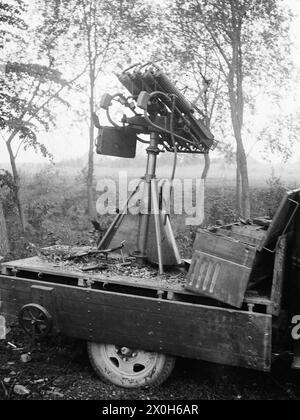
<box><xmin>0</xmin><ymin>200</ymin><xmax>9</xmax><ymax>257</ymax></box>
<box><xmin>236</xmin><ymin>138</ymin><xmax>250</xmax><ymax>218</ymax></box>
<box><xmin>236</xmin><ymin>162</ymin><xmax>242</xmax><ymax>216</ymax></box>
<box><xmin>6</xmin><ymin>141</ymin><xmax>26</xmax><ymax>231</ymax></box>
<box><xmin>87</xmin><ymin>70</ymin><xmax>96</xmax><ymax>220</ymax></box>
<box><xmin>228</xmin><ymin>31</ymin><xmax>251</xmax><ymax>219</ymax></box>
<box><xmin>228</xmin><ymin>97</ymin><xmax>250</xmax><ymax>218</ymax></box>
<box><xmin>230</xmin><ymin>123</ymin><xmax>251</xmax><ymax>219</ymax></box>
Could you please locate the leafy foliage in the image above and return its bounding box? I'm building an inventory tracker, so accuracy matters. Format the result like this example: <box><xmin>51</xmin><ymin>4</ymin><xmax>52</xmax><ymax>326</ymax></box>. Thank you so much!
<box><xmin>0</xmin><ymin>0</ymin><xmax>75</xmax><ymax>229</ymax></box>
<box><xmin>0</xmin><ymin>0</ymin><xmax>27</xmax><ymax>39</ymax></box>
<box><xmin>258</xmin><ymin>111</ymin><xmax>300</xmax><ymax>162</ymax></box>
<box><xmin>158</xmin><ymin>0</ymin><xmax>294</xmax><ymax>218</ymax></box>
<box><xmin>263</xmin><ymin>171</ymin><xmax>286</xmax><ymax>218</ymax></box>
<box><xmin>0</xmin><ymin>169</ymin><xmax>17</xmax><ymax>213</ymax></box>
<box><xmin>1</xmin><ymin>60</ymin><xmax>68</xmax><ymax>157</ymax></box>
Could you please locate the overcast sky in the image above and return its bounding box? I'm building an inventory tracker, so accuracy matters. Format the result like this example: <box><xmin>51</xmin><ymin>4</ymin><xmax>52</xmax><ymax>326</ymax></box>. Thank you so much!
<box><xmin>1</xmin><ymin>0</ymin><xmax>300</xmax><ymax>166</ymax></box>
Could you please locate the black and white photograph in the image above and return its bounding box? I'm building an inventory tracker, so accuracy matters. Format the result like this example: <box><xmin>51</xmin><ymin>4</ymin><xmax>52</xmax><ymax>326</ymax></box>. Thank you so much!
<box><xmin>0</xmin><ymin>0</ymin><xmax>300</xmax><ymax>403</ymax></box>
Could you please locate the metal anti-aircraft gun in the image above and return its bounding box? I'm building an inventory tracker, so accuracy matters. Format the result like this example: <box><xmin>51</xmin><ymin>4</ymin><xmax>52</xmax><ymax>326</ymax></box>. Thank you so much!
<box><xmin>93</xmin><ymin>63</ymin><xmax>216</xmax><ymax>273</ymax></box>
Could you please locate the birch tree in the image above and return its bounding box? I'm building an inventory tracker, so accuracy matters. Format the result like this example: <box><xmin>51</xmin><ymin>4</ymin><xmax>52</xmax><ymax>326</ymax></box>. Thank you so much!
<box><xmin>0</xmin><ymin>0</ymin><xmax>84</xmax><ymax>230</ymax></box>
<box><xmin>167</xmin><ymin>0</ymin><xmax>292</xmax><ymax>218</ymax></box>
<box><xmin>41</xmin><ymin>0</ymin><xmax>152</xmax><ymax>221</ymax></box>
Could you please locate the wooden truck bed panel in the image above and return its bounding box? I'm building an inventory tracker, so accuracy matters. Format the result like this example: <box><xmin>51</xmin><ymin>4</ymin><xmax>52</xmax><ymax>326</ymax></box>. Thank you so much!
<box><xmin>1</xmin><ymin>256</ymin><xmax>187</xmax><ymax>295</ymax></box>
<box><xmin>0</xmin><ymin>256</ymin><xmax>275</xmax><ymax>312</ymax></box>
<box><xmin>0</xmin><ymin>274</ymin><xmax>272</xmax><ymax>372</ymax></box>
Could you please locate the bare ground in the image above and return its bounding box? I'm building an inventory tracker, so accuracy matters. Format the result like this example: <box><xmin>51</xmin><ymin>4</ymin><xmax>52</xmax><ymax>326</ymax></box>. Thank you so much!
<box><xmin>1</xmin><ymin>327</ymin><xmax>300</xmax><ymax>400</ymax></box>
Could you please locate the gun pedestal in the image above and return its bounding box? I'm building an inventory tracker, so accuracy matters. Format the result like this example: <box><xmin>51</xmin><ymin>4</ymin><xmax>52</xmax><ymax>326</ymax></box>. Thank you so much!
<box><xmin>98</xmin><ymin>131</ymin><xmax>181</xmax><ymax>274</ymax></box>
<box><xmin>135</xmin><ymin>131</ymin><xmax>181</xmax><ymax>273</ymax></box>
<box><xmin>135</xmin><ymin>132</ymin><xmax>163</xmax><ymax>272</ymax></box>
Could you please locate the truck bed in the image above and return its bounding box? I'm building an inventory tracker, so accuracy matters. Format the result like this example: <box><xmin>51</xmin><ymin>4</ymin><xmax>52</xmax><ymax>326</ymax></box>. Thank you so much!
<box><xmin>1</xmin><ymin>253</ymin><xmax>273</xmax><ymax>313</ymax></box>
<box><xmin>0</xmin><ymin>255</ymin><xmax>272</xmax><ymax>372</ymax></box>
<box><xmin>1</xmin><ymin>255</ymin><xmax>187</xmax><ymax>294</ymax></box>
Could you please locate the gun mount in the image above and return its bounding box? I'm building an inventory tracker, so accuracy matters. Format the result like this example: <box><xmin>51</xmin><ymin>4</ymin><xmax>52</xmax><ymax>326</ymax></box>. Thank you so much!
<box><xmin>94</xmin><ymin>63</ymin><xmax>216</xmax><ymax>273</ymax></box>
<box><xmin>95</xmin><ymin>63</ymin><xmax>216</xmax><ymax>157</ymax></box>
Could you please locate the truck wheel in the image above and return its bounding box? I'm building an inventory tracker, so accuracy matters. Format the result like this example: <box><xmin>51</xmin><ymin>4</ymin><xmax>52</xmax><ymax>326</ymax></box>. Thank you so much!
<box><xmin>87</xmin><ymin>342</ymin><xmax>175</xmax><ymax>388</ymax></box>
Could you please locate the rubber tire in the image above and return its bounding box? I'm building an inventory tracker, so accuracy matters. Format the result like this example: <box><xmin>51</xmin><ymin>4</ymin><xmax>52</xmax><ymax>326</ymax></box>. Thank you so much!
<box><xmin>87</xmin><ymin>342</ymin><xmax>176</xmax><ymax>389</ymax></box>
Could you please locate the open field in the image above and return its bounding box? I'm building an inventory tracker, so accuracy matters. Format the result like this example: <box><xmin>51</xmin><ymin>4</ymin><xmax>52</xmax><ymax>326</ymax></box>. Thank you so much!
<box><xmin>0</xmin><ymin>163</ymin><xmax>290</xmax><ymax>261</ymax></box>
<box><xmin>1</xmin><ymin>153</ymin><xmax>300</xmax><ymax>187</ymax></box>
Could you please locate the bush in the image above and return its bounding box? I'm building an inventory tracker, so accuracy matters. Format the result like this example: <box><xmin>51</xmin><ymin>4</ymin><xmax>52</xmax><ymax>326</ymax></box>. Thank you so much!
<box><xmin>3</xmin><ymin>167</ymin><xmax>291</xmax><ymax>260</ymax></box>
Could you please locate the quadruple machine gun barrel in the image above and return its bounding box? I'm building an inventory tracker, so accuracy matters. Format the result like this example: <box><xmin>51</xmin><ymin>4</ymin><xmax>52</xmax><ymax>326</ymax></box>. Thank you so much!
<box><xmin>96</xmin><ymin>62</ymin><xmax>216</xmax><ymax>158</ymax></box>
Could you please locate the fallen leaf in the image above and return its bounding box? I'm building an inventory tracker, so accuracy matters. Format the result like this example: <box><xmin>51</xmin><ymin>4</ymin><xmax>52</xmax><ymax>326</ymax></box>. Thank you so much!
<box><xmin>20</xmin><ymin>353</ymin><xmax>32</xmax><ymax>363</ymax></box>
<box><xmin>14</xmin><ymin>384</ymin><xmax>30</xmax><ymax>396</ymax></box>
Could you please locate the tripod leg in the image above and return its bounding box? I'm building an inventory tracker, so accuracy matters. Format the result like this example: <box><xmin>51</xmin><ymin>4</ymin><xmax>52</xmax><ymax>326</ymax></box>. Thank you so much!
<box><xmin>151</xmin><ymin>179</ymin><xmax>164</xmax><ymax>275</ymax></box>
<box><xmin>137</xmin><ymin>180</ymin><xmax>151</xmax><ymax>262</ymax></box>
<box><xmin>98</xmin><ymin>180</ymin><xmax>143</xmax><ymax>249</ymax></box>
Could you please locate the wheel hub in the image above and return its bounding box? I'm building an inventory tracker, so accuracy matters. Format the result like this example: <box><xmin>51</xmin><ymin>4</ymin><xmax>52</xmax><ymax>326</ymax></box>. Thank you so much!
<box><xmin>119</xmin><ymin>347</ymin><xmax>136</xmax><ymax>358</ymax></box>
<box><xmin>18</xmin><ymin>304</ymin><xmax>53</xmax><ymax>339</ymax></box>
<box><xmin>102</xmin><ymin>344</ymin><xmax>158</xmax><ymax>378</ymax></box>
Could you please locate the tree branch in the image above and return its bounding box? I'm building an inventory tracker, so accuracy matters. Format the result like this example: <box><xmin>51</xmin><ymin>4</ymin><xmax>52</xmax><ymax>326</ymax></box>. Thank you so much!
<box><xmin>194</xmin><ymin>0</ymin><xmax>232</xmax><ymax>69</ymax></box>
<box><xmin>204</xmin><ymin>24</ymin><xmax>232</xmax><ymax>70</ymax></box>
<box><xmin>209</xmin><ymin>67</ymin><xmax>222</xmax><ymax>121</ymax></box>
<box><xmin>14</xmin><ymin>138</ymin><xmax>25</xmax><ymax>159</ymax></box>
<box><xmin>95</xmin><ymin>20</ymin><xmax>114</xmax><ymax>80</ymax></box>
<box><xmin>25</xmin><ymin>66</ymin><xmax>87</xmax><ymax>125</ymax></box>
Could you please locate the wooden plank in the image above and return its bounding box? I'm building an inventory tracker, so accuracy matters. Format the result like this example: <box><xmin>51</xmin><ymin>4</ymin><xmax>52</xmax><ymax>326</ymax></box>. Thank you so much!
<box><xmin>0</xmin><ymin>287</ymin><xmax>31</xmax><ymax>303</ymax></box>
<box><xmin>0</xmin><ymin>281</ymin><xmax>31</xmax><ymax>326</ymax></box>
<box><xmin>57</xmin><ymin>311</ymin><xmax>161</xmax><ymax>345</ymax></box>
<box><xmin>0</xmin><ymin>274</ymin><xmax>272</xmax><ymax>371</ymax></box>
<box><xmin>0</xmin><ymin>262</ymin><xmax>274</xmax><ymax>310</ymax></box>
<box><xmin>0</xmin><ymin>277</ymin><xmax>39</xmax><ymax>293</ymax></box>
<box><xmin>0</xmin><ymin>300</ymin><xmax>24</xmax><ymax>317</ymax></box>
<box><xmin>57</xmin><ymin>294</ymin><xmax>272</xmax><ymax>371</ymax></box>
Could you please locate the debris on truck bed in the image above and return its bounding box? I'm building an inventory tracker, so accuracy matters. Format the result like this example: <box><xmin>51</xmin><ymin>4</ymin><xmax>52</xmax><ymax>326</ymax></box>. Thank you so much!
<box><xmin>36</xmin><ymin>245</ymin><xmax>186</xmax><ymax>285</ymax></box>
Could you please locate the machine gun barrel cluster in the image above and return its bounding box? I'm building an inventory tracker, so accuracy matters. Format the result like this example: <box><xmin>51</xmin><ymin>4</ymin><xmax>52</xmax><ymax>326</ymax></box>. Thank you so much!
<box><xmin>96</xmin><ymin>62</ymin><xmax>217</xmax><ymax>157</ymax></box>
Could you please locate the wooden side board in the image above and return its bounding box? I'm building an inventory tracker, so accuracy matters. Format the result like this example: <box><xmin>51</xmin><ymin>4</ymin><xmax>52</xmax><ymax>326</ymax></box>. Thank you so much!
<box><xmin>0</xmin><ymin>274</ymin><xmax>272</xmax><ymax>372</ymax></box>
